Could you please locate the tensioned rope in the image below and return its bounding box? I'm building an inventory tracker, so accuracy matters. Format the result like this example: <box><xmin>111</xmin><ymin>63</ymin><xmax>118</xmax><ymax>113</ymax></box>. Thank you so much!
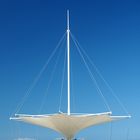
<box><xmin>70</xmin><ymin>32</ymin><xmax>130</xmax><ymax>116</ymax></box>
<box><xmin>126</xmin><ymin>127</ymin><xmax>130</xmax><ymax>140</ymax></box>
<box><xmin>10</xmin><ymin>32</ymin><xmax>66</xmax><ymax>117</ymax></box>
<box><xmin>71</xmin><ymin>33</ymin><xmax>130</xmax><ymax>116</ymax></box>
<box><xmin>38</xmin><ymin>38</ymin><xmax>66</xmax><ymax>113</ymax></box>
<box><xmin>109</xmin><ymin>122</ymin><xmax>113</xmax><ymax>140</ymax></box>
<box><xmin>71</xmin><ymin>57</ymin><xmax>76</xmax><ymax>113</ymax></box>
<box><xmin>59</xmin><ymin>47</ymin><xmax>66</xmax><ymax>112</ymax></box>
<box><xmin>70</xmin><ymin>32</ymin><xmax>111</xmax><ymax>112</ymax></box>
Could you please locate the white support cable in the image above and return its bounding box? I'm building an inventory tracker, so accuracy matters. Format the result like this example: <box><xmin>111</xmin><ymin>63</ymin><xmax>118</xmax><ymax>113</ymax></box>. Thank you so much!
<box><xmin>126</xmin><ymin>127</ymin><xmax>130</xmax><ymax>140</ymax></box>
<box><xmin>70</xmin><ymin>32</ymin><xmax>111</xmax><ymax>112</ymax></box>
<box><xmin>70</xmin><ymin>32</ymin><xmax>130</xmax><ymax>116</ymax></box>
<box><xmin>109</xmin><ymin>122</ymin><xmax>113</xmax><ymax>140</ymax></box>
<box><xmin>72</xmin><ymin>36</ymin><xmax>130</xmax><ymax>116</ymax></box>
<box><xmin>59</xmin><ymin>48</ymin><xmax>67</xmax><ymax>112</ymax></box>
<box><xmin>71</xmin><ymin>61</ymin><xmax>76</xmax><ymax>113</ymax></box>
<box><xmin>83</xmin><ymin>51</ymin><xmax>130</xmax><ymax>115</ymax></box>
<box><xmin>39</xmin><ymin>42</ymin><xmax>65</xmax><ymax>113</ymax></box>
<box><xmin>77</xmin><ymin>46</ymin><xmax>111</xmax><ymax>111</ymax></box>
<box><xmin>10</xmin><ymin>32</ymin><xmax>66</xmax><ymax>117</ymax></box>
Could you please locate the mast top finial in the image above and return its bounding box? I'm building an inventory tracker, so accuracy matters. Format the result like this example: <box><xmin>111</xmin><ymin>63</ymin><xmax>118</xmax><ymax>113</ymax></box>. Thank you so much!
<box><xmin>67</xmin><ymin>10</ymin><xmax>70</xmax><ymax>31</ymax></box>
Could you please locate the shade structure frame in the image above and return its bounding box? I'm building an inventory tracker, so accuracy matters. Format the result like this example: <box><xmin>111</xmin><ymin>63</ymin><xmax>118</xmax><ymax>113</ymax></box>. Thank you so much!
<box><xmin>10</xmin><ymin>112</ymin><xmax>131</xmax><ymax>140</ymax></box>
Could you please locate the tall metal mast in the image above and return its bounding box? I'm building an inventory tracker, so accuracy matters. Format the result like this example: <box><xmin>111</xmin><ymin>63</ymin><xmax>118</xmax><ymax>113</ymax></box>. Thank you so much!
<box><xmin>67</xmin><ymin>10</ymin><xmax>70</xmax><ymax>115</ymax></box>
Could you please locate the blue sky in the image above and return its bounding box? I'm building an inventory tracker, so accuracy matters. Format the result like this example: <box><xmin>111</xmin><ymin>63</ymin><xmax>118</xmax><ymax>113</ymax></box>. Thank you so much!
<box><xmin>0</xmin><ymin>0</ymin><xmax>140</xmax><ymax>140</ymax></box>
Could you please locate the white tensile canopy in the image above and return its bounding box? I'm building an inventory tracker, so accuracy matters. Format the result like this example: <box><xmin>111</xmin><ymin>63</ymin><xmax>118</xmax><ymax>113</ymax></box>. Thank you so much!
<box><xmin>10</xmin><ymin>112</ymin><xmax>130</xmax><ymax>140</ymax></box>
<box><xmin>10</xmin><ymin>10</ymin><xmax>131</xmax><ymax>140</ymax></box>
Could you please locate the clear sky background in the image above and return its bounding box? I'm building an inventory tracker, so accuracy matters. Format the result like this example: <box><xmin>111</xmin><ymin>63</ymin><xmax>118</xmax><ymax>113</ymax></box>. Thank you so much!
<box><xmin>0</xmin><ymin>0</ymin><xmax>140</xmax><ymax>140</ymax></box>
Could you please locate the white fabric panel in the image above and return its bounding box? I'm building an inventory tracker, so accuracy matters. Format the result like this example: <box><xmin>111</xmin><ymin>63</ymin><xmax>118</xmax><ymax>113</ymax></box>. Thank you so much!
<box><xmin>11</xmin><ymin>113</ymin><xmax>130</xmax><ymax>139</ymax></box>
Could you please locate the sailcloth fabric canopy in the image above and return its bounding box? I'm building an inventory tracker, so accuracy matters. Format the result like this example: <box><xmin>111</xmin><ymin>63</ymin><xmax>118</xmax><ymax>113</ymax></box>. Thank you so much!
<box><xmin>10</xmin><ymin>112</ymin><xmax>130</xmax><ymax>139</ymax></box>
